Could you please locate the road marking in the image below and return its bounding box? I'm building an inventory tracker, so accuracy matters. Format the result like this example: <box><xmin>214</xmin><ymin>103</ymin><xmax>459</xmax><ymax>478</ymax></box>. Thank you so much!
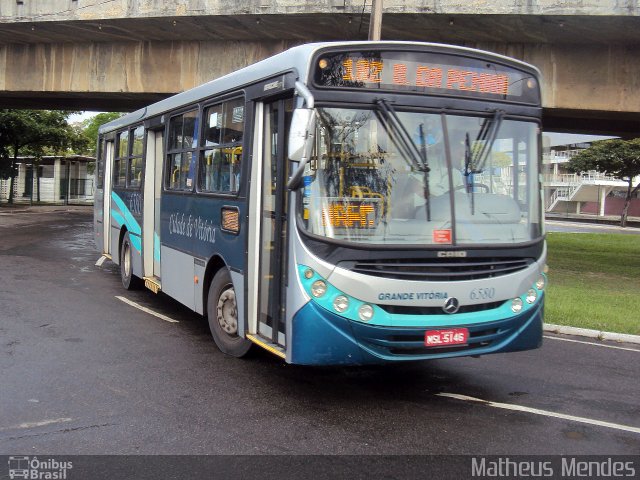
<box><xmin>1</xmin><ymin>418</ymin><xmax>74</xmax><ymax>430</ymax></box>
<box><xmin>544</xmin><ymin>335</ymin><xmax>640</xmax><ymax>352</ymax></box>
<box><xmin>115</xmin><ymin>296</ymin><xmax>179</xmax><ymax>323</ymax></box>
<box><xmin>437</xmin><ymin>393</ymin><xmax>640</xmax><ymax>435</ymax></box>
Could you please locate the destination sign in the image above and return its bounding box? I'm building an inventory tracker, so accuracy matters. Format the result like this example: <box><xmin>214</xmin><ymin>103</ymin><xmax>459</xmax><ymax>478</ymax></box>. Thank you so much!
<box><xmin>313</xmin><ymin>50</ymin><xmax>539</xmax><ymax>104</ymax></box>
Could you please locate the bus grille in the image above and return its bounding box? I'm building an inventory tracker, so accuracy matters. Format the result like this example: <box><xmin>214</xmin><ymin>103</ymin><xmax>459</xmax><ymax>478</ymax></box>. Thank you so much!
<box><xmin>342</xmin><ymin>257</ymin><xmax>533</xmax><ymax>281</ymax></box>
<box><xmin>379</xmin><ymin>301</ymin><xmax>504</xmax><ymax>316</ymax></box>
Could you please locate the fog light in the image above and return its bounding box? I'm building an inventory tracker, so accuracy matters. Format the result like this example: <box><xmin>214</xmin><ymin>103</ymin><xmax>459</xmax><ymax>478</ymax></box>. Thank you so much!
<box><xmin>333</xmin><ymin>295</ymin><xmax>349</xmax><ymax>313</ymax></box>
<box><xmin>304</xmin><ymin>268</ymin><xmax>314</xmax><ymax>279</ymax></box>
<box><xmin>526</xmin><ymin>289</ymin><xmax>537</xmax><ymax>304</ymax></box>
<box><xmin>511</xmin><ymin>297</ymin><xmax>523</xmax><ymax>313</ymax></box>
<box><xmin>535</xmin><ymin>275</ymin><xmax>546</xmax><ymax>291</ymax></box>
<box><xmin>358</xmin><ymin>304</ymin><xmax>374</xmax><ymax>322</ymax></box>
<box><xmin>311</xmin><ymin>280</ymin><xmax>327</xmax><ymax>298</ymax></box>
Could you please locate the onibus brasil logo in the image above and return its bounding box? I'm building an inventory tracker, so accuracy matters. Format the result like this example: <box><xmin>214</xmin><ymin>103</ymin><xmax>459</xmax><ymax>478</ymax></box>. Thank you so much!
<box><xmin>8</xmin><ymin>456</ymin><xmax>73</xmax><ymax>479</ymax></box>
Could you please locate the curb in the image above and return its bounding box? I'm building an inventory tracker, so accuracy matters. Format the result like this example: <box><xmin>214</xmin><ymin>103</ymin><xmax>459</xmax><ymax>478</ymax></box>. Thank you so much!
<box><xmin>544</xmin><ymin>323</ymin><xmax>640</xmax><ymax>345</ymax></box>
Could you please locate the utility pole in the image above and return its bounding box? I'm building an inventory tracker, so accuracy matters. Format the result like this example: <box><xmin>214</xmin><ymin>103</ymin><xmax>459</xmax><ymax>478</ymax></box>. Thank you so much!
<box><xmin>368</xmin><ymin>0</ymin><xmax>383</xmax><ymax>41</ymax></box>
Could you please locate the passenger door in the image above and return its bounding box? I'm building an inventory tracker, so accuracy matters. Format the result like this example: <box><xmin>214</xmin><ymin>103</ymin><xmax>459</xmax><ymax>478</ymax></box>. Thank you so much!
<box><xmin>253</xmin><ymin>97</ymin><xmax>293</xmax><ymax>347</ymax></box>
<box><xmin>102</xmin><ymin>140</ymin><xmax>114</xmax><ymax>255</ymax></box>
<box><xmin>142</xmin><ymin>128</ymin><xmax>164</xmax><ymax>286</ymax></box>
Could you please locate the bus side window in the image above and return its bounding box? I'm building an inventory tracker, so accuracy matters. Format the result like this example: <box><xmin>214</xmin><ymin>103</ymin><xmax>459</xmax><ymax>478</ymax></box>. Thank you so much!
<box><xmin>127</xmin><ymin>126</ymin><xmax>144</xmax><ymax>189</ymax></box>
<box><xmin>97</xmin><ymin>139</ymin><xmax>105</xmax><ymax>189</ymax></box>
<box><xmin>199</xmin><ymin>97</ymin><xmax>244</xmax><ymax>194</ymax></box>
<box><xmin>166</xmin><ymin>110</ymin><xmax>198</xmax><ymax>191</ymax></box>
<box><xmin>167</xmin><ymin>153</ymin><xmax>183</xmax><ymax>190</ymax></box>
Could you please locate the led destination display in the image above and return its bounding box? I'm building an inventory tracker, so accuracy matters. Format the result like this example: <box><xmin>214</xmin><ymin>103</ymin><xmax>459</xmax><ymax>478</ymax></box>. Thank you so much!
<box><xmin>314</xmin><ymin>50</ymin><xmax>539</xmax><ymax>103</ymax></box>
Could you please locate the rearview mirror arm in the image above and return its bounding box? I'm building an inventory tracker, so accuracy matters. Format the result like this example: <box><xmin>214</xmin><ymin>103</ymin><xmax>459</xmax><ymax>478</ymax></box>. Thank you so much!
<box><xmin>287</xmin><ymin>81</ymin><xmax>315</xmax><ymax>190</ymax></box>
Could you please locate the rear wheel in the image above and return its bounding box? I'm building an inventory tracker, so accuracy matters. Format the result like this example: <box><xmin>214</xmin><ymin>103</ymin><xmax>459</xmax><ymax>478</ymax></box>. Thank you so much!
<box><xmin>207</xmin><ymin>268</ymin><xmax>252</xmax><ymax>357</ymax></box>
<box><xmin>120</xmin><ymin>232</ymin><xmax>141</xmax><ymax>290</ymax></box>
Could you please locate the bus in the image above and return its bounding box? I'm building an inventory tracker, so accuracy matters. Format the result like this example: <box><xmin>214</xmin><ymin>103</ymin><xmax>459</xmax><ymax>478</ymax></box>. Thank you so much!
<box><xmin>94</xmin><ymin>41</ymin><xmax>547</xmax><ymax>365</ymax></box>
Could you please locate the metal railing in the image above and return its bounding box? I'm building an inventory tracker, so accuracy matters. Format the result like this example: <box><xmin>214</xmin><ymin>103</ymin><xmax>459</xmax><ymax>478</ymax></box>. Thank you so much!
<box><xmin>544</xmin><ymin>171</ymin><xmax>620</xmax><ymax>184</ymax></box>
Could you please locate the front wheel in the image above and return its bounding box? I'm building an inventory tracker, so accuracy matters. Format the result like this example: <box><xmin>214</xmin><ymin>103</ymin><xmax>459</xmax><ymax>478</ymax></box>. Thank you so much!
<box><xmin>120</xmin><ymin>231</ymin><xmax>142</xmax><ymax>290</ymax></box>
<box><xmin>206</xmin><ymin>268</ymin><xmax>252</xmax><ymax>357</ymax></box>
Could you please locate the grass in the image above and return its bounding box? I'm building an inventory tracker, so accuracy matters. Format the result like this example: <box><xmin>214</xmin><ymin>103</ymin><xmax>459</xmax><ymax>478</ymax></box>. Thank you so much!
<box><xmin>545</xmin><ymin>232</ymin><xmax>640</xmax><ymax>335</ymax></box>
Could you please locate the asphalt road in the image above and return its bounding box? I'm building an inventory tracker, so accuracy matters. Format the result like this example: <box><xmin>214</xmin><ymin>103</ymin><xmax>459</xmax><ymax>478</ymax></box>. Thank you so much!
<box><xmin>1</xmin><ymin>208</ymin><xmax>639</xmax><ymax>460</ymax></box>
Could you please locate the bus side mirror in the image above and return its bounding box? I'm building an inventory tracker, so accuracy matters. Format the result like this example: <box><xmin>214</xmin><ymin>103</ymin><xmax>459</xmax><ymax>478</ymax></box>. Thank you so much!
<box><xmin>288</xmin><ymin>108</ymin><xmax>316</xmax><ymax>162</ymax></box>
<box><xmin>286</xmin><ymin>108</ymin><xmax>316</xmax><ymax>190</ymax></box>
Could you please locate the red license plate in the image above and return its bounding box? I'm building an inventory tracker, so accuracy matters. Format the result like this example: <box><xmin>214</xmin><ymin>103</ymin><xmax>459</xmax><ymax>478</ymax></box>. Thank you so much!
<box><xmin>425</xmin><ymin>328</ymin><xmax>469</xmax><ymax>347</ymax></box>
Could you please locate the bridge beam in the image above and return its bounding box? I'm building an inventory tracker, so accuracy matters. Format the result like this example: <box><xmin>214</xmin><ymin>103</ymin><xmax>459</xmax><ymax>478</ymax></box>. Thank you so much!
<box><xmin>0</xmin><ymin>39</ymin><xmax>638</xmax><ymax>136</ymax></box>
<box><xmin>1</xmin><ymin>2</ymin><xmax>640</xmax><ymax>136</ymax></box>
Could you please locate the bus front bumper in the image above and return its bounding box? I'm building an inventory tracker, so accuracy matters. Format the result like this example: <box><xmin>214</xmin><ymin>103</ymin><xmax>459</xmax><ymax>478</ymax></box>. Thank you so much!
<box><xmin>290</xmin><ymin>296</ymin><xmax>543</xmax><ymax>365</ymax></box>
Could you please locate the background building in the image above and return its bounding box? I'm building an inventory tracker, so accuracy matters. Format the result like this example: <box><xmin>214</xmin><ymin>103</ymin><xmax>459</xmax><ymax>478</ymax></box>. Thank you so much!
<box><xmin>543</xmin><ymin>135</ymin><xmax>640</xmax><ymax>217</ymax></box>
<box><xmin>0</xmin><ymin>155</ymin><xmax>95</xmax><ymax>205</ymax></box>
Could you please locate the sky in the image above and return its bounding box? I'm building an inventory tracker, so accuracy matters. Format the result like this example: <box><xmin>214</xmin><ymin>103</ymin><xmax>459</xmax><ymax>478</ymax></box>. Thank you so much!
<box><xmin>68</xmin><ymin>111</ymin><xmax>104</xmax><ymax>124</ymax></box>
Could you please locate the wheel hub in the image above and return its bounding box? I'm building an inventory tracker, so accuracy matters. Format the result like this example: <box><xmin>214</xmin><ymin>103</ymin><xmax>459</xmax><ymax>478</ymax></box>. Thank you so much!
<box><xmin>216</xmin><ymin>287</ymin><xmax>238</xmax><ymax>335</ymax></box>
<box><xmin>123</xmin><ymin>242</ymin><xmax>131</xmax><ymax>276</ymax></box>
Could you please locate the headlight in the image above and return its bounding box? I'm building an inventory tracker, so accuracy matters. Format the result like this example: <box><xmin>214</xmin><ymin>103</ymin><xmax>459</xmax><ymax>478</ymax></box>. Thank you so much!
<box><xmin>333</xmin><ymin>295</ymin><xmax>349</xmax><ymax>313</ymax></box>
<box><xmin>526</xmin><ymin>289</ymin><xmax>537</xmax><ymax>304</ymax></box>
<box><xmin>535</xmin><ymin>275</ymin><xmax>546</xmax><ymax>291</ymax></box>
<box><xmin>358</xmin><ymin>304</ymin><xmax>374</xmax><ymax>322</ymax></box>
<box><xmin>304</xmin><ymin>268</ymin><xmax>314</xmax><ymax>279</ymax></box>
<box><xmin>311</xmin><ymin>280</ymin><xmax>327</xmax><ymax>298</ymax></box>
<box><xmin>511</xmin><ymin>297</ymin><xmax>523</xmax><ymax>313</ymax></box>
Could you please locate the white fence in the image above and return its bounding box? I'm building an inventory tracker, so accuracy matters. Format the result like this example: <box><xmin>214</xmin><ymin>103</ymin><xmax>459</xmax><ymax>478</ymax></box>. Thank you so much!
<box><xmin>0</xmin><ymin>177</ymin><xmax>94</xmax><ymax>205</ymax></box>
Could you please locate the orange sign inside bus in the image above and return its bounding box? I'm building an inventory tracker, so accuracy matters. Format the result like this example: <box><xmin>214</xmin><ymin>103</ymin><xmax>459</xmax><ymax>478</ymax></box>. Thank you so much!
<box><xmin>321</xmin><ymin>202</ymin><xmax>377</xmax><ymax>229</ymax></box>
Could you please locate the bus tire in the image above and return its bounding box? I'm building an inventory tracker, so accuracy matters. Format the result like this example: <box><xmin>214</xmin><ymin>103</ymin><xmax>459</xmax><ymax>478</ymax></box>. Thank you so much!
<box><xmin>120</xmin><ymin>231</ymin><xmax>141</xmax><ymax>290</ymax></box>
<box><xmin>207</xmin><ymin>268</ymin><xmax>252</xmax><ymax>357</ymax></box>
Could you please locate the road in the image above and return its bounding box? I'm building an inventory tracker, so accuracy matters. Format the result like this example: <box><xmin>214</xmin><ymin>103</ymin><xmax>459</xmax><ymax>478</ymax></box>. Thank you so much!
<box><xmin>0</xmin><ymin>208</ymin><xmax>639</xmax><ymax>460</ymax></box>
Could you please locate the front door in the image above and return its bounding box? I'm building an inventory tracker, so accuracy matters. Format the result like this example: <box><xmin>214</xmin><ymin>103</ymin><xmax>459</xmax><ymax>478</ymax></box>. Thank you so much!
<box><xmin>257</xmin><ymin>98</ymin><xmax>293</xmax><ymax>346</ymax></box>
<box><xmin>103</xmin><ymin>140</ymin><xmax>114</xmax><ymax>255</ymax></box>
<box><xmin>143</xmin><ymin>129</ymin><xmax>164</xmax><ymax>281</ymax></box>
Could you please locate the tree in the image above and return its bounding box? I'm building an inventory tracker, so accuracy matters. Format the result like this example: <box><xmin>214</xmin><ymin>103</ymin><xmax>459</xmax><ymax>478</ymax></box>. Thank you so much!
<box><xmin>568</xmin><ymin>138</ymin><xmax>640</xmax><ymax>227</ymax></box>
<box><xmin>80</xmin><ymin>112</ymin><xmax>122</xmax><ymax>157</ymax></box>
<box><xmin>0</xmin><ymin>110</ymin><xmax>84</xmax><ymax>203</ymax></box>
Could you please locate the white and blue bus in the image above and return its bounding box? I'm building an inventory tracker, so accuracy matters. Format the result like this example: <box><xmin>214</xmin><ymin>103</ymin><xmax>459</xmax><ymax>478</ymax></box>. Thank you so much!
<box><xmin>94</xmin><ymin>41</ymin><xmax>547</xmax><ymax>365</ymax></box>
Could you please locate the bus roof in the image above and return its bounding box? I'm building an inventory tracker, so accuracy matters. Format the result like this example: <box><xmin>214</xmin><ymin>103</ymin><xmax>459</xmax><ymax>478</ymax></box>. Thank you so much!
<box><xmin>99</xmin><ymin>41</ymin><xmax>540</xmax><ymax>134</ymax></box>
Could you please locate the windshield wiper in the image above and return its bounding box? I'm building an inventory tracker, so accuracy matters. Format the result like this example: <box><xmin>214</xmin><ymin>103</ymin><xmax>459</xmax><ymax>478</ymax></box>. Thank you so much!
<box><xmin>464</xmin><ymin>132</ymin><xmax>477</xmax><ymax>215</ymax></box>
<box><xmin>471</xmin><ymin>109</ymin><xmax>504</xmax><ymax>173</ymax></box>
<box><xmin>464</xmin><ymin>109</ymin><xmax>504</xmax><ymax>215</ymax></box>
<box><xmin>375</xmin><ymin>99</ymin><xmax>431</xmax><ymax>221</ymax></box>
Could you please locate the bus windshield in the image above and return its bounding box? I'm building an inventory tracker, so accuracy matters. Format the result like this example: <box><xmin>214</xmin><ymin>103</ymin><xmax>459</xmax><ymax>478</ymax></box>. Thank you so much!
<box><xmin>298</xmin><ymin>107</ymin><xmax>542</xmax><ymax>246</ymax></box>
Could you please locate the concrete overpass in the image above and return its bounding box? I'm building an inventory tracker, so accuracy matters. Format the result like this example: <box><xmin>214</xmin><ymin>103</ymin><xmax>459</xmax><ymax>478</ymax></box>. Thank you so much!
<box><xmin>1</xmin><ymin>1</ymin><xmax>640</xmax><ymax>136</ymax></box>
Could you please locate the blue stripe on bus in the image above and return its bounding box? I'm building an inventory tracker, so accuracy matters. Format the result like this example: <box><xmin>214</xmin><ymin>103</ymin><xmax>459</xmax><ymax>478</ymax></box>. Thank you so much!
<box><xmin>110</xmin><ymin>191</ymin><xmax>142</xmax><ymax>252</ymax></box>
<box><xmin>112</xmin><ymin>210</ymin><xmax>125</xmax><ymax>230</ymax></box>
<box><xmin>154</xmin><ymin>232</ymin><xmax>161</xmax><ymax>262</ymax></box>
<box><xmin>111</xmin><ymin>191</ymin><xmax>142</xmax><ymax>236</ymax></box>
<box><xmin>129</xmin><ymin>234</ymin><xmax>142</xmax><ymax>252</ymax></box>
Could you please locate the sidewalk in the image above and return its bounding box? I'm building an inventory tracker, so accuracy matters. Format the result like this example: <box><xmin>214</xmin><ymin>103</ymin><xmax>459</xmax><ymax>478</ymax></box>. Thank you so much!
<box><xmin>0</xmin><ymin>203</ymin><xmax>92</xmax><ymax>214</ymax></box>
<box><xmin>546</xmin><ymin>212</ymin><xmax>640</xmax><ymax>228</ymax></box>
<box><xmin>544</xmin><ymin>324</ymin><xmax>640</xmax><ymax>346</ymax></box>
